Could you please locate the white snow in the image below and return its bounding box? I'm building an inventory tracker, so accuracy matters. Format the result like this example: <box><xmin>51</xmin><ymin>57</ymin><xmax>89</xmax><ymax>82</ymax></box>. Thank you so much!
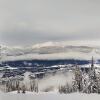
<box><xmin>0</xmin><ymin>92</ymin><xmax>100</xmax><ymax>100</ymax></box>
<box><xmin>80</xmin><ymin>64</ymin><xmax>100</xmax><ymax>68</ymax></box>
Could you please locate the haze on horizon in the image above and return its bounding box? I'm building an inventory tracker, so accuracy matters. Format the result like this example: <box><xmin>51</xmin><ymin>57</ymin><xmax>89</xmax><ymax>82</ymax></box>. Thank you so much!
<box><xmin>0</xmin><ymin>0</ymin><xmax>100</xmax><ymax>46</ymax></box>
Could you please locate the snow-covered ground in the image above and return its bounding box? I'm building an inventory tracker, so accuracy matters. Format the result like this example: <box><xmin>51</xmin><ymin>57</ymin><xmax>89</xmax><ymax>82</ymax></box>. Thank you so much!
<box><xmin>0</xmin><ymin>70</ymin><xmax>100</xmax><ymax>100</ymax></box>
<box><xmin>0</xmin><ymin>92</ymin><xmax>100</xmax><ymax>100</ymax></box>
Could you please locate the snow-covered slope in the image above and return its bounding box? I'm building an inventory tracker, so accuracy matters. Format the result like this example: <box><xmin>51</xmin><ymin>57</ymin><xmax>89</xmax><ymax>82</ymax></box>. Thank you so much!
<box><xmin>1</xmin><ymin>41</ymin><xmax>100</xmax><ymax>61</ymax></box>
<box><xmin>1</xmin><ymin>92</ymin><xmax>100</xmax><ymax>100</ymax></box>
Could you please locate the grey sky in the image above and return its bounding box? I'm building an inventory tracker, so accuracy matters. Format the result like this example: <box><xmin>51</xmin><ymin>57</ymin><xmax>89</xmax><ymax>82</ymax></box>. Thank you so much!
<box><xmin>0</xmin><ymin>0</ymin><xmax>100</xmax><ymax>46</ymax></box>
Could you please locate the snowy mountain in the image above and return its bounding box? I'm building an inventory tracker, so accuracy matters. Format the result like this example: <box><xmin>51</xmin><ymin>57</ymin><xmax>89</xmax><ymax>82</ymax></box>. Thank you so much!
<box><xmin>1</xmin><ymin>41</ymin><xmax>100</xmax><ymax>61</ymax></box>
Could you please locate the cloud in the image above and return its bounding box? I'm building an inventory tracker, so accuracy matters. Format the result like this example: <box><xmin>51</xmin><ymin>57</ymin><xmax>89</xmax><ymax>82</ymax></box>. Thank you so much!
<box><xmin>0</xmin><ymin>0</ymin><xmax>100</xmax><ymax>45</ymax></box>
<box><xmin>1</xmin><ymin>40</ymin><xmax>100</xmax><ymax>61</ymax></box>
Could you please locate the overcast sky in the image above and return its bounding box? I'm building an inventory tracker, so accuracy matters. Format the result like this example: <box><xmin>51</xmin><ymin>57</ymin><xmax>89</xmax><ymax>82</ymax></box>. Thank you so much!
<box><xmin>0</xmin><ymin>0</ymin><xmax>100</xmax><ymax>46</ymax></box>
